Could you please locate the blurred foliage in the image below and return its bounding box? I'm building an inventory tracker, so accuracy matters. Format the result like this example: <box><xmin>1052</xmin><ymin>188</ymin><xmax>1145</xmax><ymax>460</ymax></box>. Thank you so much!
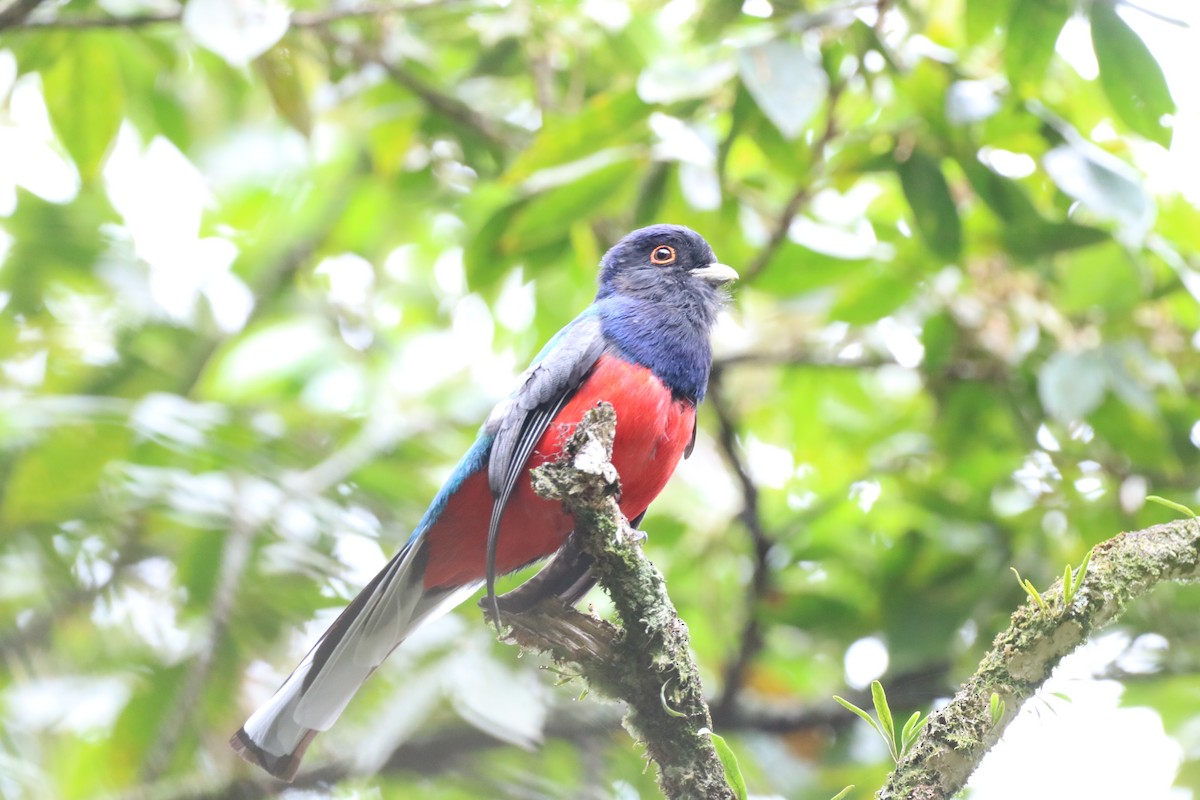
<box><xmin>1</xmin><ymin>0</ymin><xmax>1198</xmax><ymax>798</ymax></box>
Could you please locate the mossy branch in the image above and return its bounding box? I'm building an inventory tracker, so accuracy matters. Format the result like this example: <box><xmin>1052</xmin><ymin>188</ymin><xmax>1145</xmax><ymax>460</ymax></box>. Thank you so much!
<box><xmin>491</xmin><ymin>402</ymin><xmax>735</xmax><ymax>800</ymax></box>
<box><xmin>880</xmin><ymin>519</ymin><xmax>1200</xmax><ymax>799</ymax></box>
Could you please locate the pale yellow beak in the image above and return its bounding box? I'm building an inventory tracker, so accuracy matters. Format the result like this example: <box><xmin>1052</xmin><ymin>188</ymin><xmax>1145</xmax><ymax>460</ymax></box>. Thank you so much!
<box><xmin>691</xmin><ymin>262</ymin><xmax>738</xmax><ymax>285</ymax></box>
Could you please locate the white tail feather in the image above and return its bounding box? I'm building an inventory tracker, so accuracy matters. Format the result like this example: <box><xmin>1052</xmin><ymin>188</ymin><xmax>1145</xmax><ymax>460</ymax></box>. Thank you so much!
<box><xmin>231</xmin><ymin>541</ymin><xmax>482</xmax><ymax>781</ymax></box>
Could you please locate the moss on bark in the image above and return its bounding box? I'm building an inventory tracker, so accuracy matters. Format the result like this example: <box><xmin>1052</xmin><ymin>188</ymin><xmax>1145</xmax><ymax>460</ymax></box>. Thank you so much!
<box><xmin>495</xmin><ymin>402</ymin><xmax>735</xmax><ymax>800</ymax></box>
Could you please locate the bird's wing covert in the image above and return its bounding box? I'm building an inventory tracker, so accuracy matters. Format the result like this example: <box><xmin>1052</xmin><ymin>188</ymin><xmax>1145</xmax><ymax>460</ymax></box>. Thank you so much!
<box><xmin>482</xmin><ymin>311</ymin><xmax>607</xmax><ymax>619</ymax></box>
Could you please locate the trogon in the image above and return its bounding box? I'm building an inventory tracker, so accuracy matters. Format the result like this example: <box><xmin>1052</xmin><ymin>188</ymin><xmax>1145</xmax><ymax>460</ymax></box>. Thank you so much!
<box><xmin>231</xmin><ymin>224</ymin><xmax>736</xmax><ymax>780</ymax></box>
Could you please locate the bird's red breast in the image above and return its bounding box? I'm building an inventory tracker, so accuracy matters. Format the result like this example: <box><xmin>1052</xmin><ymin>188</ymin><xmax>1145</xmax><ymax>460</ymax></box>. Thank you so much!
<box><xmin>421</xmin><ymin>354</ymin><xmax>696</xmax><ymax>589</ymax></box>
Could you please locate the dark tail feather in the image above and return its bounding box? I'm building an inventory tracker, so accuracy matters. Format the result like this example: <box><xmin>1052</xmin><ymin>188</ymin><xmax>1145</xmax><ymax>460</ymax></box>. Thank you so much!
<box><xmin>230</xmin><ymin>725</ymin><xmax>316</xmax><ymax>782</ymax></box>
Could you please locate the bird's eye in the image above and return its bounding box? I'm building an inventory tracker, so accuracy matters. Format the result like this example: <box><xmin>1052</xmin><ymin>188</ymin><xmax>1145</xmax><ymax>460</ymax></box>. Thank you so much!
<box><xmin>650</xmin><ymin>245</ymin><xmax>676</xmax><ymax>265</ymax></box>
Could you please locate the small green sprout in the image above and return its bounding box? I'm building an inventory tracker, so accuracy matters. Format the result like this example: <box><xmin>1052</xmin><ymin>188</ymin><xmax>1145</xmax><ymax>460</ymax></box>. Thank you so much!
<box><xmin>543</xmin><ymin>664</ymin><xmax>582</xmax><ymax>687</ymax></box>
<box><xmin>1061</xmin><ymin>547</ymin><xmax>1093</xmax><ymax>607</ymax></box>
<box><xmin>829</xmin><ymin>786</ymin><xmax>855</xmax><ymax>800</ymax></box>
<box><xmin>988</xmin><ymin>692</ymin><xmax>1005</xmax><ymax>728</ymax></box>
<box><xmin>833</xmin><ymin>680</ymin><xmax>929</xmax><ymax>762</ymax></box>
<box><xmin>660</xmin><ymin>678</ymin><xmax>686</xmax><ymax>718</ymax></box>
<box><xmin>1010</xmin><ymin>567</ymin><xmax>1049</xmax><ymax>611</ymax></box>
<box><xmin>1146</xmin><ymin>495</ymin><xmax>1198</xmax><ymax>519</ymax></box>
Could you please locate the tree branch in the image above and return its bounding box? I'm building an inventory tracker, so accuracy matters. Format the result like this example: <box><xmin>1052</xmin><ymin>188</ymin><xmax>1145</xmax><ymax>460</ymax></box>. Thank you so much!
<box><xmin>881</xmin><ymin>519</ymin><xmax>1200</xmax><ymax>799</ymax></box>
<box><xmin>318</xmin><ymin>31</ymin><xmax>519</xmax><ymax>153</ymax></box>
<box><xmin>142</xmin><ymin>480</ymin><xmax>257</xmax><ymax>781</ymax></box>
<box><xmin>714</xmin><ymin>350</ymin><xmax>896</xmax><ymax>370</ymax></box>
<box><xmin>708</xmin><ymin>368</ymin><xmax>774</xmax><ymax>721</ymax></box>
<box><xmin>6</xmin><ymin>1</ymin><xmax>459</xmax><ymax>30</ymax></box>
<box><xmin>0</xmin><ymin>0</ymin><xmax>45</xmax><ymax>31</ymax></box>
<box><xmin>495</xmin><ymin>402</ymin><xmax>736</xmax><ymax>800</ymax></box>
<box><xmin>742</xmin><ymin>81</ymin><xmax>844</xmax><ymax>282</ymax></box>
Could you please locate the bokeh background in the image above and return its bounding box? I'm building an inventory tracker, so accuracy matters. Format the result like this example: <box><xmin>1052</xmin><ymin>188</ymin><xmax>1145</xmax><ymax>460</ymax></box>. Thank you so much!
<box><xmin>2</xmin><ymin>0</ymin><xmax>1199</xmax><ymax>798</ymax></box>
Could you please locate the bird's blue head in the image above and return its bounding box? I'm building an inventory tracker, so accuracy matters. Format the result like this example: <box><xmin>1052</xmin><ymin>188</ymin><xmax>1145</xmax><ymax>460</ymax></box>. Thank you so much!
<box><xmin>594</xmin><ymin>224</ymin><xmax>736</xmax><ymax>402</ymax></box>
<box><xmin>597</xmin><ymin>224</ymin><xmax>736</xmax><ymax>318</ymax></box>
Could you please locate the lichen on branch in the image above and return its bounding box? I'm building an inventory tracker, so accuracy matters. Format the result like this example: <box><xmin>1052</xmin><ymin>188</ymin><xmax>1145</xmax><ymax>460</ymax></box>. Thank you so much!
<box><xmin>491</xmin><ymin>402</ymin><xmax>735</xmax><ymax>800</ymax></box>
<box><xmin>880</xmin><ymin>519</ymin><xmax>1200</xmax><ymax>800</ymax></box>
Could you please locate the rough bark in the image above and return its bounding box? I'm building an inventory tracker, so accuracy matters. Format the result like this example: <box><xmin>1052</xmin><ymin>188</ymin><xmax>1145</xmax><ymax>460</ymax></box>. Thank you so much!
<box><xmin>880</xmin><ymin>519</ymin><xmax>1200</xmax><ymax>799</ymax></box>
<box><xmin>494</xmin><ymin>402</ymin><xmax>736</xmax><ymax>800</ymax></box>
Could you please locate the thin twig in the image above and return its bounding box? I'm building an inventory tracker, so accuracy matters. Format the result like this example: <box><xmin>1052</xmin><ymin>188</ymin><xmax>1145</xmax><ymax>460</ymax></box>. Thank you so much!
<box><xmin>6</xmin><ymin>1</ymin><xmax>459</xmax><ymax>31</ymax></box>
<box><xmin>742</xmin><ymin>82</ymin><xmax>844</xmax><ymax>282</ymax></box>
<box><xmin>0</xmin><ymin>0</ymin><xmax>45</xmax><ymax>31</ymax></box>
<box><xmin>708</xmin><ymin>368</ymin><xmax>774</xmax><ymax>721</ymax></box>
<box><xmin>319</xmin><ymin>31</ymin><xmax>518</xmax><ymax>152</ymax></box>
<box><xmin>142</xmin><ymin>479</ymin><xmax>257</xmax><ymax>781</ymax></box>
<box><xmin>1118</xmin><ymin>0</ymin><xmax>1190</xmax><ymax>28</ymax></box>
<box><xmin>787</xmin><ymin>0</ymin><xmax>879</xmax><ymax>32</ymax></box>
<box><xmin>714</xmin><ymin>350</ymin><xmax>896</xmax><ymax>370</ymax></box>
<box><xmin>115</xmin><ymin>660</ymin><xmax>953</xmax><ymax>800</ymax></box>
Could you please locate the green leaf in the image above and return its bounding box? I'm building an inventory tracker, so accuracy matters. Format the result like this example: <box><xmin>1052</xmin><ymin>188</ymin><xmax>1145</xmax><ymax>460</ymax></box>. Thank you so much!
<box><xmin>1004</xmin><ymin>0</ymin><xmax>1070</xmax><ymax>91</ymax></box>
<box><xmin>1074</xmin><ymin>548</ymin><xmax>1093</xmax><ymax>585</ymax></box>
<box><xmin>754</xmin><ymin>242</ymin><xmax>873</xmax><ymax>296</ymax></box>
<box><xmin>1146</xmin><ymin>495</ymin><xmax>1198</xmax><ymax>519</ymax></box>
<box><xmin>958</xmin><ymin>156</ymin><xmax>1039</xmax><ymax>222</ymax></box>
<box><xmin>1090</xmin><ymin>1</ymin><xmax>1175</xmax><ymax>147</ymax></box>
<box><xmin>702</xmin><ymin>730</ymin><xmax>748</xmax><ymax>800</ymax></box>
<box><xmin>829</xmin><ymin>267</ymin><xmax>916</xmax><ymax>324</ymax></box>
<box><xmin>1010</xmin><ymin>568</ymin><xmax>1049</xmax><ymax>611</ymax></box>
<box><xmin>965</xmin><ymin>0</ymin><xmax>1012</xmax><ymax>44</ymax></box>
<box><xmin>2</xmin><ymin>424</ymin><xmax>131</xmax><ymax>526</ymax></box>
<box><xmin>1000</xmin><ymin>220</ymin><xmax>1110</xmax><ymax>259</ymax></box>
<box><xmin>694</xmin><ymin>0</ymin><xmax>745</xmax><ymax>40</ymax></box>
<box><xmin>42</xmin><ymin>33</ymin><xmax>125</xmax><ymax>180</ymax></box>
<box><xmin>504</xmin><ymin>89</ymin><xmax>649</xmax><ymax>183</ymax></box>
<box><xmin>870</xmin><ymin>680</ymin><xmax>896</xmax><ymax>750</ymax></box>
<box><xmin>1055</xmin><ymin>243</ymin><xmax>1141</xmax><ymax>314</ymax></box>
<box><xmin>738</xmin><ymin>38</ymin><xmax>828</xmax><ymax>140</ymax></box>
<box><xmin>503</xmin><ymin>157</ymin><xmax>641</xmax><ymax>251</ymax></box>
<box><xmin>1</xmin><ymin>189</ymin><xmax>113</xmax><ymax>314</ymax></box>
<box><xmin>1062</xmin><ymin>548</ymin><xmax>1093</xmax><ymax>605</ymax></box>
<box><xmin>989</xmin><ymin>692</ymin><xmax>1006</xmax><ymax>727</ymax></box>
<box><xmin>899</xmin><ymin>710</ymin><xmax>926</xmax><ymax>753</ymax></box>
<box><xmin>896</xmin><ymin>151</ymin><xmax>962</xmax><ymax>261</ymax></box>
<box><xmin>254</xmin><ymin>43</ymin><xmax>312</xmax><ymax>137</ymax></box>
<box><xmin>201</xmin><ymin>317</ymin><xmax>340</xmax><ymax>402</ymax></box>
<box><xmin>833</xmin><ymin>695</ymin><xmax>884</xmax><ymax>738</ymax></box>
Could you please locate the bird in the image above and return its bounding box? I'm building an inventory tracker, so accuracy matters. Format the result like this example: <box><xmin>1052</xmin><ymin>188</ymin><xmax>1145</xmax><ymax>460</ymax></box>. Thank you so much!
<box><xmin>230</xmin><ymin>224</ymin><xmax>736</xmax><ymax>781</ymax></box>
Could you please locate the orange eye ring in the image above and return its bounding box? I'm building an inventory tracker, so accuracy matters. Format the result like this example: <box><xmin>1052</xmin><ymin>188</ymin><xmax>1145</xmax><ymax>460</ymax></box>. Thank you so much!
<box><xmin>650</xmin><ymin>245</ymin><xmax>676</xmax><ymax>265</ymax></box>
